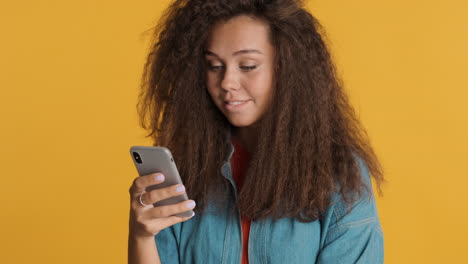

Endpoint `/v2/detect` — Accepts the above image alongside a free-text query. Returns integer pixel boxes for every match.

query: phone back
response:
[129,146,192,217]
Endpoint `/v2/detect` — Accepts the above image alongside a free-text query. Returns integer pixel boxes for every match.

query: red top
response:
[231,137,252,264]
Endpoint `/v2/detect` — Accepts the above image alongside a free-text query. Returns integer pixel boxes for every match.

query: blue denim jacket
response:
[155,141,384,263]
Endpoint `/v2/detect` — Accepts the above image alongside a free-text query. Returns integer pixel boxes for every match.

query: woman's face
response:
[205,15,275,128]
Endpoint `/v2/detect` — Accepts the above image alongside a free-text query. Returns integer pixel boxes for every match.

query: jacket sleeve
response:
[154,224,181,264]
[316,159,384,264]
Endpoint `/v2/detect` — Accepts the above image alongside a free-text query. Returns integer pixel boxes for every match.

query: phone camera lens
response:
[133,152,142,164]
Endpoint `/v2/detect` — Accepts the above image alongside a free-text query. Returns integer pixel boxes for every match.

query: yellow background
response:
[1,0,467,263]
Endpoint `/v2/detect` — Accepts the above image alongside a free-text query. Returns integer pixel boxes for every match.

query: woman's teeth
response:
[227,101,246,105]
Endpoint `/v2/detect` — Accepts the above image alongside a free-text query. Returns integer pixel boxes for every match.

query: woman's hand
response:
[128,173,196,239]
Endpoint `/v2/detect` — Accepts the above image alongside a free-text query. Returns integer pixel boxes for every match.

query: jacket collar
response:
[221,129,236,190]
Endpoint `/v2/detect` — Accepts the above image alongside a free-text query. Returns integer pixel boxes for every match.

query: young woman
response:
[128,0,384,263]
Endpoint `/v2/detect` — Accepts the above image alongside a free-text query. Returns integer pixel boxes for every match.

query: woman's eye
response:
[207,64,257,72]
[208,65,223,71]
[241,65,257,71]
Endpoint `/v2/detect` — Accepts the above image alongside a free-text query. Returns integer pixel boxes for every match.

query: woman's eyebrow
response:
[204,49,263,57]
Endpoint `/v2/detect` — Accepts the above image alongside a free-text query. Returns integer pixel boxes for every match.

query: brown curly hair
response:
[137,0,384,222]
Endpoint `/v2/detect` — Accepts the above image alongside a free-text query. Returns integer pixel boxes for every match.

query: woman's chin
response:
[227,116,263,129]
[227,118,255,128]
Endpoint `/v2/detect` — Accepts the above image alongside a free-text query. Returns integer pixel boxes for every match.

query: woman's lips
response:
[224,100,251,111]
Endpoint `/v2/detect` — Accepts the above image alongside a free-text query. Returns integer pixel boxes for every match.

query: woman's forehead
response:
[205,16,273,57]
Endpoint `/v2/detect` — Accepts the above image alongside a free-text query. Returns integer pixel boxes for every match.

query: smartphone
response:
[129,146,193,218]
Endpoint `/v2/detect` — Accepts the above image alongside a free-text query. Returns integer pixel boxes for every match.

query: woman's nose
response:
[220,67,240,91]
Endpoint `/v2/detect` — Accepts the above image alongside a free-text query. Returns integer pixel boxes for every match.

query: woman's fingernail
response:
[175,185,185,193]
[185,200,196,209]
[154,174,164,181]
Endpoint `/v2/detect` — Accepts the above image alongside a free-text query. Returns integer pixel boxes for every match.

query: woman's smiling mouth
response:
[224,100,252,111]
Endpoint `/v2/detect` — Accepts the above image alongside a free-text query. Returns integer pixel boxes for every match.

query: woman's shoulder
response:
[329,157,379,220]
[320,157,383,240]
[315,157,384,262]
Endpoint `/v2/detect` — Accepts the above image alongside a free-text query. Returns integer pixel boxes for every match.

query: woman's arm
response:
[128,236,160,264]
[316,215,384,263]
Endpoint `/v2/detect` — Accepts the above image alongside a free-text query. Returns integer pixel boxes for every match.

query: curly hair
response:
[137,0,384,222]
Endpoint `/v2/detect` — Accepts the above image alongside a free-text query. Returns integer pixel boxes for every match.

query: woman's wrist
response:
[129,232,156,243]
[128,232,160,264]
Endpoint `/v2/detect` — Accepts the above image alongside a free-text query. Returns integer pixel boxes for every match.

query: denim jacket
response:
[155,141,384,263]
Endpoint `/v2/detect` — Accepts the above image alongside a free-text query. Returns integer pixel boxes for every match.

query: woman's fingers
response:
[129,173,165,195]
[139,184,187,207]
[146,200,196,218]
[128,174,196,237]
[135,213,195,236]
